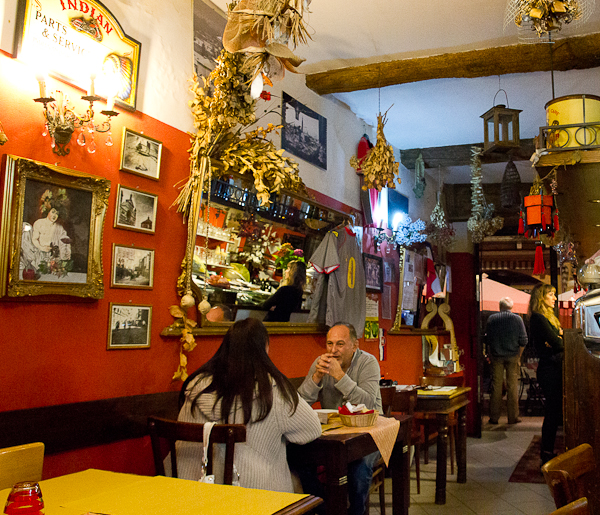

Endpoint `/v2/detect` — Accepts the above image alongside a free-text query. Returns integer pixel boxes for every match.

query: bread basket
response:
[339,410,379,428]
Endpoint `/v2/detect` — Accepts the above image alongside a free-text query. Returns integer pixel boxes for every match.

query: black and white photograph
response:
[108,303,152,349]
[281,92,327,170]
[120,128,162,180]
[114,185,157,234]
[363,253,383,293]
[193,0,227,77]
[111,244,155,289]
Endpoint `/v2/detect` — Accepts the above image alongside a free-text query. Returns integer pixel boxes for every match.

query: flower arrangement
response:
[274,243,305,270]
[393,217,427,248]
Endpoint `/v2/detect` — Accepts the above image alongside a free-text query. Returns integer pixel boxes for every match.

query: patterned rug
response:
[509,435,565,484]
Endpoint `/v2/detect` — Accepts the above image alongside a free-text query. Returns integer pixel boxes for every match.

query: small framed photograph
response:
[108,303,152,349]
[111,244,154,289]
[363,253,383,293]
[0,156,110,298]
[120,128,163,181]
[114,185,157,234]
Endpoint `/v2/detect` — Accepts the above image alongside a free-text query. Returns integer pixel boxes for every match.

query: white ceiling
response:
[212,0,600,183]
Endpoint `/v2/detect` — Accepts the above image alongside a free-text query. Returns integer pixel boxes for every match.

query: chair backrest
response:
[148,416,246,485]
[0,442,45,491]
[420,375,465,387]
[380,386,418,417]
[550,497,590,515]
[380,386,397,417]
[542,444,596,509]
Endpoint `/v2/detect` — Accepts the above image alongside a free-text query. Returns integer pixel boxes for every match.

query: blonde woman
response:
[261,260,306,322]
[528,283,564,466]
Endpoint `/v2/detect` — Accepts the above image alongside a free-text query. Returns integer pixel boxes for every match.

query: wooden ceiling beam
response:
[400,139,536,169]
[306,33,600,95]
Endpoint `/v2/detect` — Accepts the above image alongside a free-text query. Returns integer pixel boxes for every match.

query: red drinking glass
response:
[3,482,45,515]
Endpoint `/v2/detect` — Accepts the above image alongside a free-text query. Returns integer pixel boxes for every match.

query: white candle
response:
[35,75,46,98]
[88,73,96,96]
[106,95,115,111]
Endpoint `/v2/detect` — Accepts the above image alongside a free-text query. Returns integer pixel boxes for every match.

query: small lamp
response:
[481,103,522,153]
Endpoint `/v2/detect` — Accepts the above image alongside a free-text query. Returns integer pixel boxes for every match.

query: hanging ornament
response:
[349,108,400,191]
[413,153,426,198]
[500,157,522,209]
[353,134,373,175]
[467,147,504,243]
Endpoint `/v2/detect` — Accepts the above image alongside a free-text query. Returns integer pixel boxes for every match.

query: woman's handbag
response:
[199,422,240,486]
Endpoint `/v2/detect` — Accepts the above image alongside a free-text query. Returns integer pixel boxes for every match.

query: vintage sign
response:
[15,0,141,110]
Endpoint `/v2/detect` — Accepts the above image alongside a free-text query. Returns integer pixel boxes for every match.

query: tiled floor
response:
[368,417,558,515]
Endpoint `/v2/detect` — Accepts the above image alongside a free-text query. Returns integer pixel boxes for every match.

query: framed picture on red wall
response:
[114,185,157,234]
[111,244,155,289]
[120,128,163,181]
[107,303,152,349]
[0,155,110,299]
[363,253,383,293]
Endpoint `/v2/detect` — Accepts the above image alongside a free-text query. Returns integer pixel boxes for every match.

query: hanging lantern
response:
[519,191,559,241]
[500,157,522,208]
[481,104,522,153]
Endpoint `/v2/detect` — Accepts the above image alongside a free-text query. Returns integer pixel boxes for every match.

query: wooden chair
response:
[148,416,246,485]
[388,387,423,494]
[0,442,45,491]
[367,386,396,515]
[549,497,590,515]
[415,375,465,474]
[542,443,596,509]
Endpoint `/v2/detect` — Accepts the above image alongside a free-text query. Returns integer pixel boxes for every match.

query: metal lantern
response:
[480,104,522,153]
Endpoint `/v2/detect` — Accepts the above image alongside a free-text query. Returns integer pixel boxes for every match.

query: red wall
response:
[0,53,425,478]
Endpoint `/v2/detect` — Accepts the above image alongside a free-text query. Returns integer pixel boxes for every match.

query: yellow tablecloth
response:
[323,415,400,466]
[0,469,312,515]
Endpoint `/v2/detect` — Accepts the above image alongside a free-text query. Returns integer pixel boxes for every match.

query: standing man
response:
[485,297,528,425]
[297,322,382,515]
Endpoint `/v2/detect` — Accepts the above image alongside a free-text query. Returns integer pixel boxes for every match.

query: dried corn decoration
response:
[467,147,503,243]
[350,110,400,191]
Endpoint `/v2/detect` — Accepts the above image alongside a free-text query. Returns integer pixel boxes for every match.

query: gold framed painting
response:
[0,155,110,298]
[114,184,157,234]
[107,303,152,349]
[119,128,163,181]
[111,243,155,289]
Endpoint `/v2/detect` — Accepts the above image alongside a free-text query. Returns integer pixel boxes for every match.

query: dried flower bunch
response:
[350,110,400,191]
[223,0,312,83]
[467,147,503,243]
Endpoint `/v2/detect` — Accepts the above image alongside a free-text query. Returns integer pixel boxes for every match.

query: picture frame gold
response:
[114,184,157,234]
[0,155,110,298]
[120,128,162,181]
[111,243,154,289]
[107,303,152,349]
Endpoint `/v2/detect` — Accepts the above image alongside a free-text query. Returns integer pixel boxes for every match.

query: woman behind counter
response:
[261,260,306,322]
[177,318,321,492]
[528,283,564,466]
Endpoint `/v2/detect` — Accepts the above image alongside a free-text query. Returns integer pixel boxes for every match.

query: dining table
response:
[416,386,471,505]
[287,413,412,515]
[0,468,323,515]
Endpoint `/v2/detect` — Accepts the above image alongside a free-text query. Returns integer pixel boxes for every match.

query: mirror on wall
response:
[190,175,353,329]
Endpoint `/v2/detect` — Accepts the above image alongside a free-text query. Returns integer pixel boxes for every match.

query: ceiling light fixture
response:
[504,0,596,41]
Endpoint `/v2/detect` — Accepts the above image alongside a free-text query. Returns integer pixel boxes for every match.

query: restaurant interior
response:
[2,0,600,513]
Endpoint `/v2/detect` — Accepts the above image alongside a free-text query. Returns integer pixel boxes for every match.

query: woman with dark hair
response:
[528,283,564,466]
[176,318,321,491]
[261,260,307,322]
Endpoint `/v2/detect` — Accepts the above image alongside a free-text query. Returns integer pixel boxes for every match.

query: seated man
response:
[297,322,382,515]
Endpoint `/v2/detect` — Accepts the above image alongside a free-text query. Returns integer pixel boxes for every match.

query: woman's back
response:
[176,374,321,492]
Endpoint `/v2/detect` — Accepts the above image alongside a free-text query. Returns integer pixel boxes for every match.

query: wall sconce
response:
[34,75,118,156]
